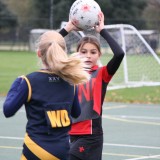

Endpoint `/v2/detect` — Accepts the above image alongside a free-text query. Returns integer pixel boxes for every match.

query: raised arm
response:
[59,13,124,76]
[100,29,124,75]
[95,12,124,75]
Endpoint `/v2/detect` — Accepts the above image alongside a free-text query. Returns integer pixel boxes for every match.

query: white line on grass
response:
[0,136,159,150]
[103,105,127,110]
[102,152,143,158]
[103,114,160,120]
[0,145,22,150]
[103,143,160,150]
[102,115,160,125]
[124,154,160,160]
[0,136,23,140]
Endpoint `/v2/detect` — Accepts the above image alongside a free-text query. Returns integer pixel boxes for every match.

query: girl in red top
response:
[60,12,125,160]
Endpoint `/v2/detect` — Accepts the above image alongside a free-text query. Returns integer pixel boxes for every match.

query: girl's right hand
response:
[64,20,80,32]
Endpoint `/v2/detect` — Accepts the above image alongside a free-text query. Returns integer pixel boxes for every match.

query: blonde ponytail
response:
[37,31,90,85]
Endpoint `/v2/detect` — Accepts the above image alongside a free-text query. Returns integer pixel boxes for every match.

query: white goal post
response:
[29,23,160,90]
[103,24,160,89]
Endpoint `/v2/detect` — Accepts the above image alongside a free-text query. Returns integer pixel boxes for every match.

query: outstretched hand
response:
[94,12,105,33]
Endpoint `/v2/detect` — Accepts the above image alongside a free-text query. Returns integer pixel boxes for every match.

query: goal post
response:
[61,23,160,89]
[29,23,160,90]
[103,24,160,89]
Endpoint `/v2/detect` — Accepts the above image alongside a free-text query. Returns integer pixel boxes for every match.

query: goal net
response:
[61,23,160,90]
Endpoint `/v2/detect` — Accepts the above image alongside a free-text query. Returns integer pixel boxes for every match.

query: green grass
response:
[0,51,37,95]
[106,86,160,104]
[0,51,160,104]
[100,54,160,83]
[100,53,160,104]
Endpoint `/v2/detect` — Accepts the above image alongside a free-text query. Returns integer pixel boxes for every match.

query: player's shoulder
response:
[26,71,45,78]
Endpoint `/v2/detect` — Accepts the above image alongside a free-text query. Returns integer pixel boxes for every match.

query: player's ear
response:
[37,50,41,57]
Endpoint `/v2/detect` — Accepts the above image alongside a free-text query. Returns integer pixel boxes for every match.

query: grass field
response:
[0,50,160,104]
[0,51,37,95]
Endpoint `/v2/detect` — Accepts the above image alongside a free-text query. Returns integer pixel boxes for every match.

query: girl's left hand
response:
[94,12,105,33]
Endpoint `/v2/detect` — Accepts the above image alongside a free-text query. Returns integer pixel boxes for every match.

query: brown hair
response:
[77,35,101,54]
[36,31,90,85]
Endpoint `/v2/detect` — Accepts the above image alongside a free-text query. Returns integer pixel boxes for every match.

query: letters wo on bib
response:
[45,102,71,129]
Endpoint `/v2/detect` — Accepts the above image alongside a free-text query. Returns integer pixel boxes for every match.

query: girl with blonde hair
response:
[37,30,89,84]
[3,31,90,160]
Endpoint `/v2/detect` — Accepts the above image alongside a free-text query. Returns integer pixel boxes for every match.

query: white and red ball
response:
[69,0,101,30]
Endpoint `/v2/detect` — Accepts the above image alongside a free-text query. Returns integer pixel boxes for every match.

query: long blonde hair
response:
[36,31,90,85]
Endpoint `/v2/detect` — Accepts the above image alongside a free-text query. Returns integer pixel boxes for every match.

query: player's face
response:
[79,43,100,67]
